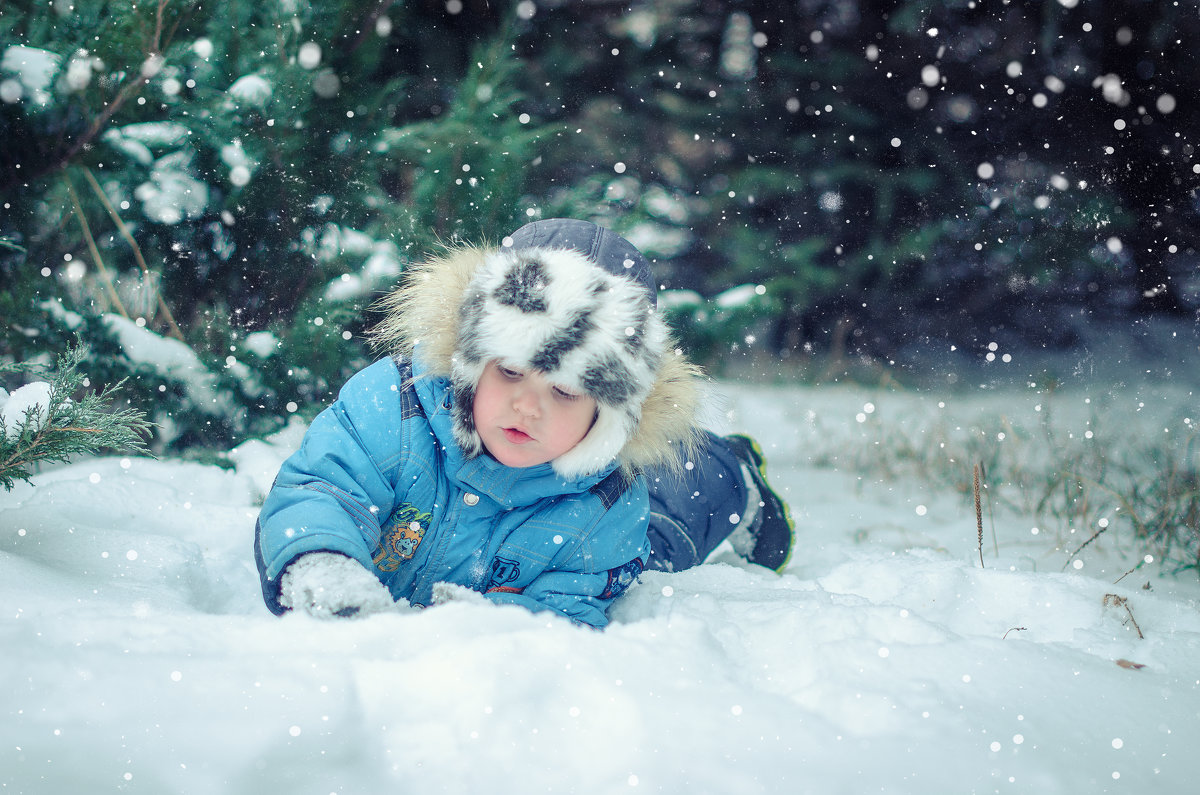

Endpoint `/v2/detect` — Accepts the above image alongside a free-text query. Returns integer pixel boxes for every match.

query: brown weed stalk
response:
[974,463,984,568]
[1103,594,1144,639]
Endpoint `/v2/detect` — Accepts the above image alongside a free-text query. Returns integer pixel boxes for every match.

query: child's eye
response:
[497,365,523,380]
[553,386,581,401]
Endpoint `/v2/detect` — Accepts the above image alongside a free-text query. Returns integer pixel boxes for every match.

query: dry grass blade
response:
[81,167,185,341]
[63,174,131,321]
[974,463,984,568]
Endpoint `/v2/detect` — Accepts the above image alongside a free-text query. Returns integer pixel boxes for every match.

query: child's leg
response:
[644,430,745,571]
[645,431,795,573]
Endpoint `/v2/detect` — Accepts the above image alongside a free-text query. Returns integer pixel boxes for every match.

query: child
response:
[253,219,794,627]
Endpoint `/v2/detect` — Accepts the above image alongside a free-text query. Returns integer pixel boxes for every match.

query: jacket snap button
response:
[463,493,480,506]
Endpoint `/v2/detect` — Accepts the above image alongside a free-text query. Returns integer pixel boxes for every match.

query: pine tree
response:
[372,28,559,248]
[1,345,153,491]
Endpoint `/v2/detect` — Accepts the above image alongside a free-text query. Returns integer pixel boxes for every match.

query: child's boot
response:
[724,434,796,572]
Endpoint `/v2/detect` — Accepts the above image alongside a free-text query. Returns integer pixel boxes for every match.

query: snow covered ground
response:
[3,372,1199,794]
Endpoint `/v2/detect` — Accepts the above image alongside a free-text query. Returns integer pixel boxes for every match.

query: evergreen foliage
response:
[1,345,152,491]
[373,29,561,248]
[510,0,1193,369]
[1,0,553,453]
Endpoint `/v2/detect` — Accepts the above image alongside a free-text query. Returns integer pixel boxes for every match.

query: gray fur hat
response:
[371,219,702,480]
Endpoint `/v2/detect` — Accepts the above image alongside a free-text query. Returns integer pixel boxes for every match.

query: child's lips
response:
[503,427,533,444]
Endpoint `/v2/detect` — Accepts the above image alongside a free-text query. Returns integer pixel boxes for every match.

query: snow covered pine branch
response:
[0,345,153,491]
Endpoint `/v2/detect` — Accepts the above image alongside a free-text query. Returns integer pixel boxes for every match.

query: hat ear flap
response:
[550,404,635,480]
[449,358,486,459]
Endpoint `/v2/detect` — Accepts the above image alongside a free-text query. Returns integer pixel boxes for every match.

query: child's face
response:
[473,361,598,469]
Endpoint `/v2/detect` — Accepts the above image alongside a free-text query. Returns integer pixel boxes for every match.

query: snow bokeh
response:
[3,378,1198,794]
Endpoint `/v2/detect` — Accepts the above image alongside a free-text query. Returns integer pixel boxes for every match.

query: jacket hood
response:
[370,225,704,479]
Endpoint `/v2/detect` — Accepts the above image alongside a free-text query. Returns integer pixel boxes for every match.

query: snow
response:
[315,227,404,303]
[62,51,98,93]
[108,121,193,149]
[220,141,257,188]
[714,283,762,309]
[102,133,154,167]
[3,376,1199,794]
[0,45,60,108]
[1,382,54,439]
[658,288,704,310]
[133,151,209,224]
[227,74,272,108]
[101,314,229,415]
[104,122,194,167]
[241,330,281,359]
[622,221,691,257]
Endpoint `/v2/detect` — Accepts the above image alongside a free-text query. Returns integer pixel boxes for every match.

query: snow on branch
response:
[0,345,153,491]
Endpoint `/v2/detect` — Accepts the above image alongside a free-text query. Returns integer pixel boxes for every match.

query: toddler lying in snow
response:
[254,219,795,628]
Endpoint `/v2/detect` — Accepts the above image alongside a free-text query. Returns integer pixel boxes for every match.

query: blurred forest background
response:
[2,0,1198,456]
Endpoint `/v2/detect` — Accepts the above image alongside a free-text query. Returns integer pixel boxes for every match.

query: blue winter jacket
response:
[254,355,653,628]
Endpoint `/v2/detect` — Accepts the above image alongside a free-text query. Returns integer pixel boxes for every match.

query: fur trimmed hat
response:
[371,219,702,480]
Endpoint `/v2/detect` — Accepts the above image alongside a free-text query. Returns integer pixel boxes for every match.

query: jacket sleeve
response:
[483,479,653,629]
[255,360,409,612]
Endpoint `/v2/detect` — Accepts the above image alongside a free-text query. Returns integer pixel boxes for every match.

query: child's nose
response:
[513,387,541,417]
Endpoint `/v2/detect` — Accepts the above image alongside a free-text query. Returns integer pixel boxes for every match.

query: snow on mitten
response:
[279,552,396,618]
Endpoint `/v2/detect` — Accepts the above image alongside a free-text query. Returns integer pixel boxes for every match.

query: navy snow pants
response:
[643,430,746,572]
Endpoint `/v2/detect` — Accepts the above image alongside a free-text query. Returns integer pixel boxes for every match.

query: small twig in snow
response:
[1102,594,1144,640]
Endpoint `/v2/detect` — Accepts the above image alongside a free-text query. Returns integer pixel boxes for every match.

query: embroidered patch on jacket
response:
[373,503,432,572]
[600,558,644,600]
[489,557,522,589]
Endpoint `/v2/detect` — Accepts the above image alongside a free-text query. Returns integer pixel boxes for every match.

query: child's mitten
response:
[431,581,491,606]
[279,552,397,618]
